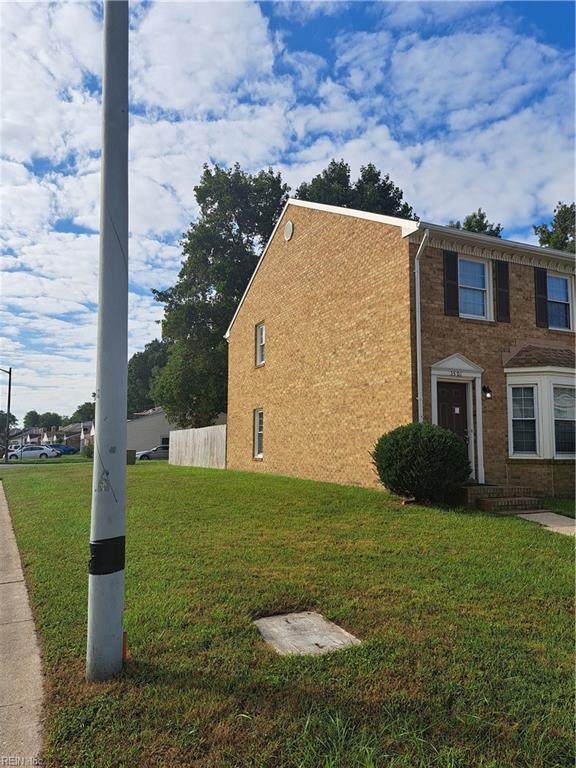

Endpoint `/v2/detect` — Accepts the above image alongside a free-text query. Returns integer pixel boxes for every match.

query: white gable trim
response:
[431,353,484,375]
[287,199,420,237]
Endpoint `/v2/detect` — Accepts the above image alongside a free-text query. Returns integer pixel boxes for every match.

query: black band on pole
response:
[89,536,125,575]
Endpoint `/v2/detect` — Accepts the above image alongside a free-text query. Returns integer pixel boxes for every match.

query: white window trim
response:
[458,256,493,321]
[552,380,575,458]
[505,369,575,459]
[507,383,540,458]
[255,322,265,366]
[546,270,575,332]
[253,408,263,459]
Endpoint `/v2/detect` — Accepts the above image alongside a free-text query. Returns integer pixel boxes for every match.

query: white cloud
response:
[130,2,275,116]
[0,2,102,163]
[273,1,348,23]
[389,29,572,134]
[378,1,497,30]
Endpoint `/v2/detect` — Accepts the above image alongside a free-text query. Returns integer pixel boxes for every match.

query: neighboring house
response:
[60,421,93,450]
[126,407,176,451]
[42,427,63,444]
[23,428,42,445]
[225,199,575,496]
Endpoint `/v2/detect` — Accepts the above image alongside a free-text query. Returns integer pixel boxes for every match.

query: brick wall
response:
[415,242,575,496]
[227,204,414,487]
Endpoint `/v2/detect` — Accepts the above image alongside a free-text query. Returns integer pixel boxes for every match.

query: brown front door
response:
[437,381,468,443]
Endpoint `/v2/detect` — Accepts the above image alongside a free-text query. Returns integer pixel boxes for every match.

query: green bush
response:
[372,422,470,503]
[81,443,94,459]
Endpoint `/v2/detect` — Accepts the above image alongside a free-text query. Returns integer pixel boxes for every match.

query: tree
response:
[296,160,417,219]
[449,208,503,237]
[127,339,169,417]
[69,402,95,423]
[0,411,17,436]
[38,412,62,429]
[534,202,575,253]
[23,410,40,428]
[153,163,289,427]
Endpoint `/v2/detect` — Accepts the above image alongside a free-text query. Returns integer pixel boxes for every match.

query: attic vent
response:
[284,220,294,241]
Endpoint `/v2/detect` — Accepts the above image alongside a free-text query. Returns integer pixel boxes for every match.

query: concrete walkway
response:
[0,482,43,762]
[517,511,576,537]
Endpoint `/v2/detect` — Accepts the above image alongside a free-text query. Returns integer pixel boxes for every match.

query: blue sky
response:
[1,1,574,421]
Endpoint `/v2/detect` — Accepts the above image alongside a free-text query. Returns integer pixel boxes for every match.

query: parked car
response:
[136,445,169,461]
[50,444,78,455]
[8,445,60,460]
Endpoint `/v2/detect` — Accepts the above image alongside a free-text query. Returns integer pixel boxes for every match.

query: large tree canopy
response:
[0,411,17,437]
[534,202,575,253]
[153,160,417,427]
[39,412,62,429]
[127,339,169,417]
[296,159,417,219]
[449,208,503,238]
[23,410,40,428]
[153,164,289,427]
[68,402,95,423]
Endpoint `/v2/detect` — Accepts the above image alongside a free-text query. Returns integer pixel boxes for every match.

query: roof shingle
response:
[506,345,575,369]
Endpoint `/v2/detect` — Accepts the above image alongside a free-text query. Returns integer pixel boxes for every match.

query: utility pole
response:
[86,0,129,682]
[1,367,12,463]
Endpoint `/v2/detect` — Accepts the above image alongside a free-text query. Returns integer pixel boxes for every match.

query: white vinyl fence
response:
[169,424,226,469]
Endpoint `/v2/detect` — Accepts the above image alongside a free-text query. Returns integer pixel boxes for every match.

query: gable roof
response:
[505,345,575,370]
[224,198,575,340]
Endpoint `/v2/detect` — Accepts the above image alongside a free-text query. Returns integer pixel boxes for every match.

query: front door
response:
[437,381,468,444]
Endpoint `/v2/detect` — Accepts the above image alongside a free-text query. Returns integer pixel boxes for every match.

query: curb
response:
[0,481,44,762]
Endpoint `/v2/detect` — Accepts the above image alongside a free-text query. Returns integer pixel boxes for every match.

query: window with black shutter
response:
[495,261,510,322]
[534,267,548,328]
[443,251,459,316]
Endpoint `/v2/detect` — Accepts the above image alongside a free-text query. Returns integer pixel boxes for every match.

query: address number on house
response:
[449,369,463,377]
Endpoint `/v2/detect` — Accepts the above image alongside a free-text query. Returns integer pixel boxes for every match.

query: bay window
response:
[506,371,575,459]
[553,386,575,455]
[510,386,537,454]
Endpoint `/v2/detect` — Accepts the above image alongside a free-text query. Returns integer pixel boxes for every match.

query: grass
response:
[544,497,576,519]
[0,462,573,768]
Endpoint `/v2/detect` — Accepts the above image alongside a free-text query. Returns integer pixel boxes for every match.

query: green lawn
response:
[544,497,576,519]
[1,463,573,768]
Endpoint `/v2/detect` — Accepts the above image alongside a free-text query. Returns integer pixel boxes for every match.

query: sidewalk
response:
[0,481,43,762]
[517,511,576,537]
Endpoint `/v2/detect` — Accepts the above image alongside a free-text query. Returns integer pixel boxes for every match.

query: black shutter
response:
[443,251,459,316]
[495,261,510,322]
[534,267,548,328]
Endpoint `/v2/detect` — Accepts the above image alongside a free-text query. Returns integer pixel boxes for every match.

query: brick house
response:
[225,200,575,496]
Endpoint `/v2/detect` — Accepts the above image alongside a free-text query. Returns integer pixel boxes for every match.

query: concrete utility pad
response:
[517,512,576,537]
[254,611,361,655]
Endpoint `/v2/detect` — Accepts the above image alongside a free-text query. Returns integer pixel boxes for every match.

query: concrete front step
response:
[478,496,542,512]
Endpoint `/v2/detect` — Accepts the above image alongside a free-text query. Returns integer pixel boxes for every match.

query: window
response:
[510,386,537,454]
[459,258,488,319]
[553,386,575,455]
[253,409,263,458]
[547,274,571,330]
[255,322,265,365]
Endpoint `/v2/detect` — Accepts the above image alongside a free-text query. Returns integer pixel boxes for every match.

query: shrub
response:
[372,422,470,503]
[81,443,94,458]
